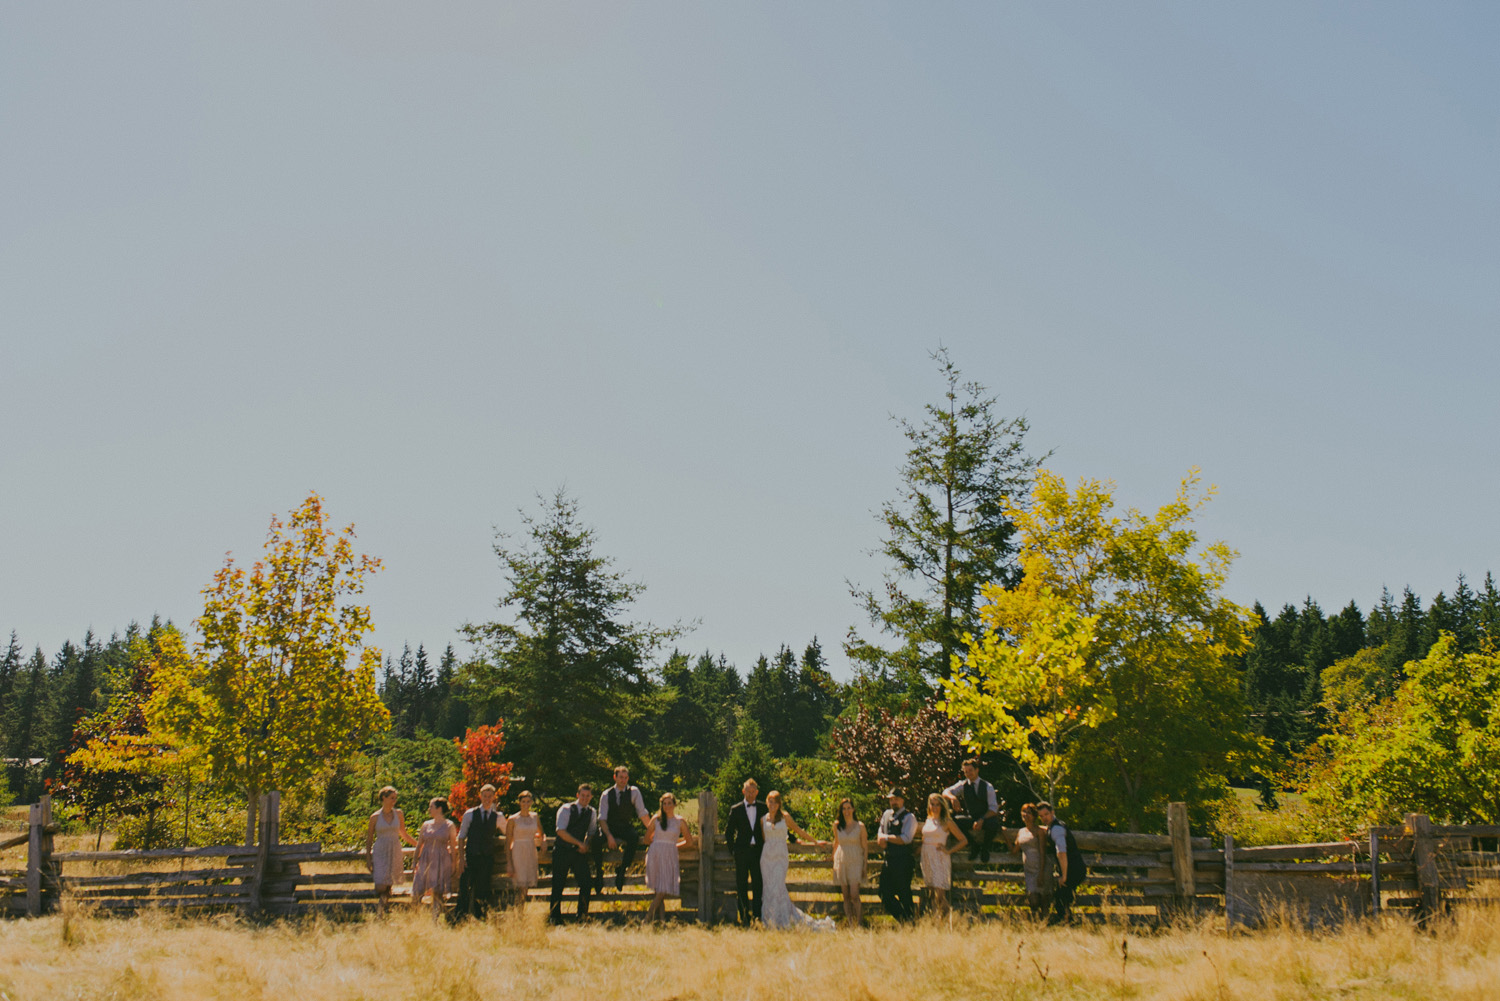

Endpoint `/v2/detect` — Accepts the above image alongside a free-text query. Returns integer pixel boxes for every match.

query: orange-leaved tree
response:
[147,492,390,844]
[449,719,512,814]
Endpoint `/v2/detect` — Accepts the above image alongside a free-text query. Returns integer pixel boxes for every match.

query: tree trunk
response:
[245,789,259,846]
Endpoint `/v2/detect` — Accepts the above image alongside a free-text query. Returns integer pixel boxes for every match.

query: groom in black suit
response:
[725,778,767,926]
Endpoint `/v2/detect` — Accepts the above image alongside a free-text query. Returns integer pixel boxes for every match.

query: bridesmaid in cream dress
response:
[506,791,545,906]
[364,786,418,914]
[919,793,967,919]
[830,798,867,924]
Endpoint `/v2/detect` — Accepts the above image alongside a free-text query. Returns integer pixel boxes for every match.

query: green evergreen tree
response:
[712,715,784,824]
[460,490,681,795]
[1480,573,1500,645]
[847,348,1044,695]
[4,648,48,761]
[434,644,468,739]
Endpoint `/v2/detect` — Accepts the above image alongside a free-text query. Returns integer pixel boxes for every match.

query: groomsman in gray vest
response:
[876,788,917,922]
[550,784,598,924]
[592,765,650,892]
[943,758,1002,863]
[454,783,502,921]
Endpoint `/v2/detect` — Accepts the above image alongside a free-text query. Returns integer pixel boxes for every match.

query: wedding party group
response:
[363,759,1087,928]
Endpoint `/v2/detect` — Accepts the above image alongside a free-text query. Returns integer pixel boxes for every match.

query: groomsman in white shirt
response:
[943,758,1003,863]
[550,784,598,924]
[593,765,650,893]
[454,783,502,920]
[876,788,917,922]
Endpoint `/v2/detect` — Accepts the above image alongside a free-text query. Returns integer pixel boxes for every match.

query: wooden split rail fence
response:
[4,792,1498,927]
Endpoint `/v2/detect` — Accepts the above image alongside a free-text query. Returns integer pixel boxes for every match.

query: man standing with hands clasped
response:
[593,765,650,893]
[725,778,767,925]
[876,788,917,922]
[454,783,502,921]
[550,783,598,924]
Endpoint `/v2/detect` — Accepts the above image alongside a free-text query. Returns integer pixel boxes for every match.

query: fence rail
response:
[3,792,1496,926]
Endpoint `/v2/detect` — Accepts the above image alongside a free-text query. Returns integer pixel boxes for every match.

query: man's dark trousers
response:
[879,847,915,921]
[734,846,764,925]
[955,814,1002,858]
[549,844,592,923]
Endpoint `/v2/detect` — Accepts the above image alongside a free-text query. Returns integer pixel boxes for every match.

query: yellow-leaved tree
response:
[146,493,389,843]
[945,469,1266,832]
[942,587,1101,804]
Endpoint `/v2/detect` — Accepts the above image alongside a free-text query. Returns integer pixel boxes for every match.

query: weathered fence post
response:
[697,789,718,925]
[1167,802,1196,914]
[248,792,274,916]
[1223,833,1236,930]
[1407,813,1439,925]
[25,796,51,917]
[1368,829,1381,918]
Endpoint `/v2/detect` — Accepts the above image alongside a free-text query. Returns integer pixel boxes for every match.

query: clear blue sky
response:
[3,3,1497,676]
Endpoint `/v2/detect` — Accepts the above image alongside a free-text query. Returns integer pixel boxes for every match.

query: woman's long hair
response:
[926,792,948,821]
[766,790,784,825]
[835,797,857,832]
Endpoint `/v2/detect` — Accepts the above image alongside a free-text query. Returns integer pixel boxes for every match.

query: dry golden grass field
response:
[2,906,1498,1001]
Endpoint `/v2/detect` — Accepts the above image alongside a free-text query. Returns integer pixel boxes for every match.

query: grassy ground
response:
[1,905,1497,1001]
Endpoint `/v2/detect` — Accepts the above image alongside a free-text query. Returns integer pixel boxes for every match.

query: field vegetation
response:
[2,906,1498,1001]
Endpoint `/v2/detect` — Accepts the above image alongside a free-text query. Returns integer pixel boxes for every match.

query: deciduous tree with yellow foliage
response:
[945,469,1266,832]
[146,493,389,843]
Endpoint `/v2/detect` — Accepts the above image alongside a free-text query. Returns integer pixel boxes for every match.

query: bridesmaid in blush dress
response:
[410,797,457,919]
[644,793,695,923]
[506,791,544,907]
[365,786,418,914]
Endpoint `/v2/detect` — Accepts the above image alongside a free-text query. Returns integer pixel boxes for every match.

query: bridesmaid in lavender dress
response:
[410,797,457,919]
[644,793,695,923]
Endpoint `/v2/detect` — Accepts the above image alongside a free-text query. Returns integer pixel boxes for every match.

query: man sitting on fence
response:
[592,765,650,893]
[550,783,598,924]
[942,758,1002,863]
[454,783,502,921]
[876,788,917,923]
[1036,801,1086,925]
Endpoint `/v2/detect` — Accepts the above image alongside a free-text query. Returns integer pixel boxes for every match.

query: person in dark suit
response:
[724,778,767,926]
[453,783,502,921]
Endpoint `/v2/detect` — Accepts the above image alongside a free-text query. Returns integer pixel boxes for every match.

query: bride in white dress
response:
[759,791,835,931]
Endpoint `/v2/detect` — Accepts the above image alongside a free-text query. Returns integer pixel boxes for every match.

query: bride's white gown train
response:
[759,817,835,931]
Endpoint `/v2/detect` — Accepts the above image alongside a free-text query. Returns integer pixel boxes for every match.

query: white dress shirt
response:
[878,808,917,843]
[598,784,650,823]
[458,805,499,839]
[555,801,598,841]
[943,777,999,815]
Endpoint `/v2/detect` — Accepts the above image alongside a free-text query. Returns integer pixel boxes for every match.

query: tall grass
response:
[1,905,1498,1000]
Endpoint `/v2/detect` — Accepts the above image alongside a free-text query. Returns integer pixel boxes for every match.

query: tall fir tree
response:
[847,348,1044,696]
[460,490,681,794]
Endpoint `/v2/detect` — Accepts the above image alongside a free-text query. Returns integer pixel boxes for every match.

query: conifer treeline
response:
[4,574,1496,805]
[1239,572,1500,801]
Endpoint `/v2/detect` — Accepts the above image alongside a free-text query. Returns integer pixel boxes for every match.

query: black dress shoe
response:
[979,849,991,863]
